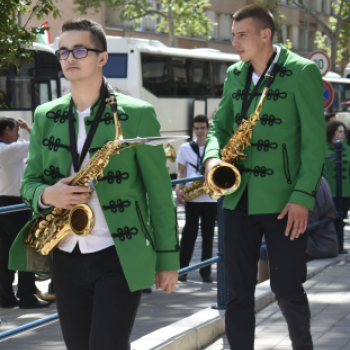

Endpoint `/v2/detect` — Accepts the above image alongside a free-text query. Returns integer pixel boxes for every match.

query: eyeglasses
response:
[55,48,104,60]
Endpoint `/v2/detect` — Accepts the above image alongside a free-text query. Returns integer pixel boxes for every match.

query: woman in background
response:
[324,120,350,253]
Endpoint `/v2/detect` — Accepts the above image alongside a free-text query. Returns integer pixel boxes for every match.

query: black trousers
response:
[224,193,312,350]
[53,246,142,350]
[0,196,36,305]
[179,201,217,277]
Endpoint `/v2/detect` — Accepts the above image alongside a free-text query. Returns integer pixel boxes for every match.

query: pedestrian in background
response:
[0,117,49,309]
[306,177,339,261]
[324,120,350,253]
[176,115,217,283]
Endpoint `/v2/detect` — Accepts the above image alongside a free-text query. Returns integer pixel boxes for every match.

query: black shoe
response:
[202,276,213,283]
[0,299,19,308]
[178,274,187,282]
[19,300,51,309]
[142,288,152,294]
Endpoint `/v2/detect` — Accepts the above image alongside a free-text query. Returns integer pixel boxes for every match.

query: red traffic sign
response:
[323,80,334,110]
[308,50,331,77]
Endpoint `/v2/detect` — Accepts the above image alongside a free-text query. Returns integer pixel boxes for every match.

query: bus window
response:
[213,61,232,97]
[35,51,60,77]
[50,79,59,100]
[171,57,189,96]
[189,59,212,96]
[142,55,170,96]
[34,82,50,108]
[0,76,32,110]
[103,54,128,78]
[333,82,350,112]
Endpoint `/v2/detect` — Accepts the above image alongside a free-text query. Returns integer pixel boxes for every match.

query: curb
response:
[131,253,350,350]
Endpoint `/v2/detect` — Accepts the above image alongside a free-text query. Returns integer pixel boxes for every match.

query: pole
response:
[304,0,310,53]
[334,140,345,253]
[212,197,227,310]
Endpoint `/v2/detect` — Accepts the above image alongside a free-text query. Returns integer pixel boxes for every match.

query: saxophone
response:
[24,93,125,255]
[182,45,281,201]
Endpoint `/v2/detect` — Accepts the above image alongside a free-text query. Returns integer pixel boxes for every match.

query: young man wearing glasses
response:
[9,19,179,350]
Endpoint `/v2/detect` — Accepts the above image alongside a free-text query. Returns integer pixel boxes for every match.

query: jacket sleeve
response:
[134,104,180,272]
[20,106,51,214]
[288,62,326,211]
[203,67,235,164]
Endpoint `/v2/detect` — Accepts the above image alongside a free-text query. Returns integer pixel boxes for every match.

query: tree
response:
[73,0,216,47]
[260,0,283,43]
[0,0,61,73]
[293,0,350,70]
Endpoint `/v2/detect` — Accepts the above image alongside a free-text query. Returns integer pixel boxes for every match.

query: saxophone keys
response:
[35,229,43,239]
[38,220,48,229]
[46,214,54,222]
[81,176,90,185]
[55,208,64,215]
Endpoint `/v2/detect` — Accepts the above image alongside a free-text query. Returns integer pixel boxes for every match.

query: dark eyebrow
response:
[59,44,86,50]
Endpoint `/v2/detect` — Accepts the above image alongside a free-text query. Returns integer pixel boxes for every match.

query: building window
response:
[218,14,232,41]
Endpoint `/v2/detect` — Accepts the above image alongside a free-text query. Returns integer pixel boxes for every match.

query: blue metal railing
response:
[0,146,345,339]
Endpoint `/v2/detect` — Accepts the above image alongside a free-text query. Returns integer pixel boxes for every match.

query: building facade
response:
[22,0,334,60]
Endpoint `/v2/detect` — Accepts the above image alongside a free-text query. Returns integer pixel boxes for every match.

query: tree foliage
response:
[293,0,350,70]
[73,0,216,47]
[258,0,283,43]
[0,0,61,73]
[314,2,350,66]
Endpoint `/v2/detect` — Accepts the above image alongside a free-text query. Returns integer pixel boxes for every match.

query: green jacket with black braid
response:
[203,44,326,214]
[9,92,179,292]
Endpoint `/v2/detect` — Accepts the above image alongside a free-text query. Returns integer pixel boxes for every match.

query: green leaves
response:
[312,0,350,68]
[0,0,61,73]
[73,0,216,47]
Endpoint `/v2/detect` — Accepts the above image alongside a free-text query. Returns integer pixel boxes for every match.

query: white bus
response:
[56,36,350,175]
[0,43,61,140]
[55,36,240,176]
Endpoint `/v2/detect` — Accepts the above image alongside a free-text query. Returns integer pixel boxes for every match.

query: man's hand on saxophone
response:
[41,175,91,210]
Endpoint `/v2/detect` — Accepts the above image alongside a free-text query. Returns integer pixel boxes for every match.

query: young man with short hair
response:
[9,19,179,349]
[176,115,217,283]
[204,5,325,349]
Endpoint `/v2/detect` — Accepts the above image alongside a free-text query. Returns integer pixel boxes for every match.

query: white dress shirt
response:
[176,140,216,203]
[39,107,115,253]
[0,140,29,196]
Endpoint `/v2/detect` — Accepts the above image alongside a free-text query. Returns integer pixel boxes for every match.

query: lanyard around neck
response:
[68,78,108,173]
[240,51,277,120]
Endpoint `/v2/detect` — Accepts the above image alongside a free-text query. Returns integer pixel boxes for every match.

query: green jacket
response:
[204,44,326,214]
[9,92,179,292]
[324,141,350,198]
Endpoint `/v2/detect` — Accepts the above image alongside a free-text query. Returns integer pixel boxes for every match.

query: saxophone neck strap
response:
[68,76,113,172]
[241,45,281,119]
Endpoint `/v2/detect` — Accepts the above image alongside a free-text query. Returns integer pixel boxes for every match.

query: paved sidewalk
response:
[1,205,350,350]
[0,204,220,349]
[203,229,350,350]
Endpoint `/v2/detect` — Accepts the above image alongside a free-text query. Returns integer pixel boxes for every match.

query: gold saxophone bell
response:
[164,143,176,162]
[206,163,241,197]
[181,85,271,201]
[69,204,95,237]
